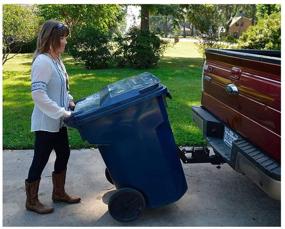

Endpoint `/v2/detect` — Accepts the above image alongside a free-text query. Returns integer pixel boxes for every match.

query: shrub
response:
[68,26,113,69]
[118,27,168,69]
[10,37,37,53]
[221,34,238,43]
[196,35,237,57]
[238,12,281,50]
[68,26,168,69]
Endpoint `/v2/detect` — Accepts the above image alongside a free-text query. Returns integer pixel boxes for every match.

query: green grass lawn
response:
[3,41,205,149]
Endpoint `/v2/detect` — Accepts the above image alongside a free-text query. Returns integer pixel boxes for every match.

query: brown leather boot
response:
[25,179,54,214]
[52,170,81,204]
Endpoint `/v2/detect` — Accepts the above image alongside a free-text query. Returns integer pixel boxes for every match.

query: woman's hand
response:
[69,100,76,111]
[63,110,72,118]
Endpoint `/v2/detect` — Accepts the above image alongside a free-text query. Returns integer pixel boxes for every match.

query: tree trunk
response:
[183,18,186,38]
[191,24,194,36]
[141,5,149,32]
[251,5,257,25]
[164,16,168,37]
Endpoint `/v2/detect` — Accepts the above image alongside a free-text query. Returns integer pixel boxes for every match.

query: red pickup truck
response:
[192,49,280,200]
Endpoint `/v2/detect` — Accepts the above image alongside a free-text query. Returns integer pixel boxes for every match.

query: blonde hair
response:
[32,19,69,63]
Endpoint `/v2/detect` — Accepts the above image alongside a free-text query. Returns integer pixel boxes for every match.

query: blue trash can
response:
[65,72,187,222]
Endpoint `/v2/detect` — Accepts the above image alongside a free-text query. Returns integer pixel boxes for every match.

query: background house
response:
[228,15,252,38]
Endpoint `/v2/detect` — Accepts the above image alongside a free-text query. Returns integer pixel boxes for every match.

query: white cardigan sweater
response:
[31,54,73,132]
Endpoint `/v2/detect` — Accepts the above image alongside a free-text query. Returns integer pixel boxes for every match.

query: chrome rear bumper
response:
[192,106,280,200]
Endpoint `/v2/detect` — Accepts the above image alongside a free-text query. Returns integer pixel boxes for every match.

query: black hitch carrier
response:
[178,146,225,165]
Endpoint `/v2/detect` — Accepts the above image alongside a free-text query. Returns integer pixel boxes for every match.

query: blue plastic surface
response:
[65,72,187,208]
[74,72,160,114]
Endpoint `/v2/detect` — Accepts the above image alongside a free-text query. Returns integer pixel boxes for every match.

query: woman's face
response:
[57,36,67,54]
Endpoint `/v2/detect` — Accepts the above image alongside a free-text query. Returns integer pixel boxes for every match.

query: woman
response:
[25,20,80,214]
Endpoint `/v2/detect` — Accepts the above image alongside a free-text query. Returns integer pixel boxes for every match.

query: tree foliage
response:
[149,5,186,37]
[256,4,281,19]
[38,4,126,34]
[152,5,185,29]
[179,4,280,53]
[217,5,257,29]
[3,5,42,64]
[238,12,281,50]
[140,5,185,33]
[184,4,257,36]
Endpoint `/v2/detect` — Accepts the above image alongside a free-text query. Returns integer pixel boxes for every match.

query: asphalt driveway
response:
[3,149,280,226]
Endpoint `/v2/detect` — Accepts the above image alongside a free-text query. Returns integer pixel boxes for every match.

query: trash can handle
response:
[139,83,159,94]
[64,111,82,126]
[166,91,172,99]
[63,112,73,125]
[74,97,86,104]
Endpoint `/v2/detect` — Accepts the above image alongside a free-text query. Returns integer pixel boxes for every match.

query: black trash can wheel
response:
[108,188,146,222]
[105,168,114,184]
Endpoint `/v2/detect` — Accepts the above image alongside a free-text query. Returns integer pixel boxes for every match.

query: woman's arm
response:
[32,90,70,119]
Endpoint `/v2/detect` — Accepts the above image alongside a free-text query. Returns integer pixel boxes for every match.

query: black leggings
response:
[27,127,70,182]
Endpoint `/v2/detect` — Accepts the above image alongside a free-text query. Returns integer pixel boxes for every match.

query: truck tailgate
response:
[202,49,280,162]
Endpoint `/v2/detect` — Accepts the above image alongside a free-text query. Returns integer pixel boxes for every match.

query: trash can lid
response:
[74,72,162,115]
